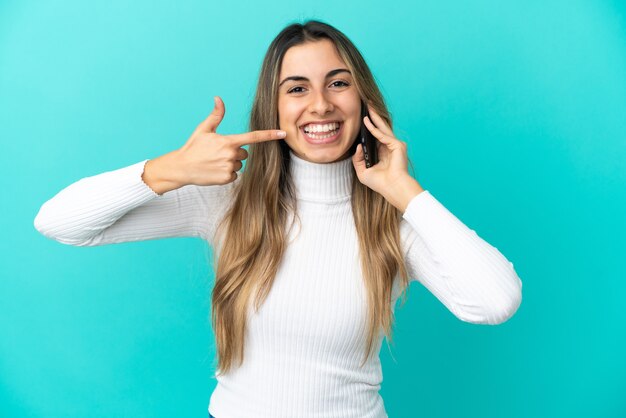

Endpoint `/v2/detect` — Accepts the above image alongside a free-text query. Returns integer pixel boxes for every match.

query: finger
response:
[366,102,394,137]
[353,140,363,160]
[236,147,249,161]
[195,96,226,134]
[352,140,367,171]
[363,115,393,145]
[229,129,287,146]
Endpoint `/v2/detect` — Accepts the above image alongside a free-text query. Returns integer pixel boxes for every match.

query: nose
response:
[307,90,334,115]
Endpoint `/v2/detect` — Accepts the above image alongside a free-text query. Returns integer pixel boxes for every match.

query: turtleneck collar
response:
[288,149,354,203]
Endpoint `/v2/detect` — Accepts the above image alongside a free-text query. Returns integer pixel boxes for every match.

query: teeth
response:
[303,122,340,133]
[305,131,338,139]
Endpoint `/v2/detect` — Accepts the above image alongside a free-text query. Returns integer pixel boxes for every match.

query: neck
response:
[288,149,354,203]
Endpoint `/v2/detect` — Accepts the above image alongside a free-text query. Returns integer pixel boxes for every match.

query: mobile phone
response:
[359,100,378,168]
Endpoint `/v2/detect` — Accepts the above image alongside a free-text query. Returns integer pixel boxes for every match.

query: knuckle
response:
[226,148,237,159]
[221,172,233,184]
[215,137,229,150]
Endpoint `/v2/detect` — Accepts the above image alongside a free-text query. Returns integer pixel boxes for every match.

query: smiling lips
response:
[300,122,343,144]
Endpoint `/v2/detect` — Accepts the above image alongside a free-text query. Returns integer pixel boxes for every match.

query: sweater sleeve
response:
[33,159,237,247]
[400,190,523,325]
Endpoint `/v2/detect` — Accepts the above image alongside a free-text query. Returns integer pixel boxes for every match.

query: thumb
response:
[352,142,367,174]
[196,96,226,134]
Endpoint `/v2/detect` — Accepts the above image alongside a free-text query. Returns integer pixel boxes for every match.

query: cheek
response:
[277,102,293,121]
[280,103,307,130]
[338,98,362,122]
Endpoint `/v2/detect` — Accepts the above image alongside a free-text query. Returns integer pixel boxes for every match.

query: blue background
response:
[1,0,625,417]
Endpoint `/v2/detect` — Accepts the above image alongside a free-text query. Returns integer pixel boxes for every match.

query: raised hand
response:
[176,96,286,186]
[351,102,424,212]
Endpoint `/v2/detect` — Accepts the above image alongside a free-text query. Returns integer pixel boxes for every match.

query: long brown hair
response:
[211,19,413,375]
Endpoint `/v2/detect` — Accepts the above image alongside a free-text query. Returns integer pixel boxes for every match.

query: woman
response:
[34,20,522,418]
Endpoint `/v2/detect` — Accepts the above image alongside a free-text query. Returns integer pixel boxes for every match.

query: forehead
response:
[279,39,347,78]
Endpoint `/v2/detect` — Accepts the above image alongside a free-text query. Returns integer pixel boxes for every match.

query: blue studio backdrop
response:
[1,1,625,417]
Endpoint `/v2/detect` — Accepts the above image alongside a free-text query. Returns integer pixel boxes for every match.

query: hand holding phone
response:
[359,99,379,168]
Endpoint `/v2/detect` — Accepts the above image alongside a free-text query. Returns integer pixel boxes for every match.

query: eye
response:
[287,86,305,94]
[331,80,350,88]
[286,80,351,94]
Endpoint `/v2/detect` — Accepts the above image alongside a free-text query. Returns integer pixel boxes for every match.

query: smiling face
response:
[277,39,362,163]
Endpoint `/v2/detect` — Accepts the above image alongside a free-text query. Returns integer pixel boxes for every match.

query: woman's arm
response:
[33,158,237,247]
[400,190,523,325]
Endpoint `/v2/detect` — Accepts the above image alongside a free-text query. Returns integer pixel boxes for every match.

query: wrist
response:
[383,175,425,213]
[142,151,185,195]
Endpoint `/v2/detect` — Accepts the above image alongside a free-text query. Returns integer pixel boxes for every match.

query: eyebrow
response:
[279,68,352,87]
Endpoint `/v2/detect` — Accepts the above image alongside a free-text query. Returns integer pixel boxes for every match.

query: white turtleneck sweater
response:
[33,150,522,418]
